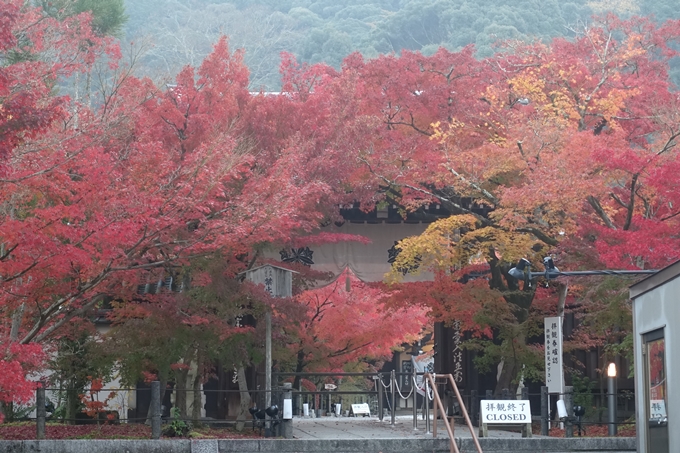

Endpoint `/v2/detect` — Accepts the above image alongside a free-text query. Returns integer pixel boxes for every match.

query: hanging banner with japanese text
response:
[544,316,564,394]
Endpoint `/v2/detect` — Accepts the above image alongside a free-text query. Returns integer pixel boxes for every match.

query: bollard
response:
[541,386,549,436]
[36,384,46,440]
[282,383,293,438]
[564,386,574,438]
[151,381,161,440]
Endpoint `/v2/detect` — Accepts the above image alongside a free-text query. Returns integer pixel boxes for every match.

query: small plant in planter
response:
[163,408,191,437]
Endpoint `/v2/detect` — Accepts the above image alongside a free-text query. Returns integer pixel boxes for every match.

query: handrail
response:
[424,373,483,453]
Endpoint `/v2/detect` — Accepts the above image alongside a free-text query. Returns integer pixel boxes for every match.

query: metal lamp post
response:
[607,362,617,436]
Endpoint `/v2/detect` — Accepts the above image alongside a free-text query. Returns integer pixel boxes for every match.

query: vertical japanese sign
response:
[451,320,464,385]
[544,316,564,394]
[263,266,274,295]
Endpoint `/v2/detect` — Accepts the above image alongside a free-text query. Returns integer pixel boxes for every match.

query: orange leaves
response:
[385,215,479,282]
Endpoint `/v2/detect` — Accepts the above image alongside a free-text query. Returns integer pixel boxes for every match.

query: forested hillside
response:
[124,0,679,90]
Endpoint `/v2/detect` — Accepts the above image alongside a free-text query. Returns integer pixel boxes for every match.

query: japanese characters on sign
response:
[452,320,464,385]
[264,266,274,295]
[650,400,667,419]
[544,316,564,394]
[480,400,532,424]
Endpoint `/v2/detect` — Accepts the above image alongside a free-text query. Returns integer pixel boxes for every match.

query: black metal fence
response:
[17,372,636,440]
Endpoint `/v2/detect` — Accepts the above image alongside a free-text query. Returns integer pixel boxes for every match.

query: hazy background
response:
[122,0,679,90]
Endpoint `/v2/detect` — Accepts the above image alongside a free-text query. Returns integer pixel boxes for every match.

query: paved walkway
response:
[293,414,531,440]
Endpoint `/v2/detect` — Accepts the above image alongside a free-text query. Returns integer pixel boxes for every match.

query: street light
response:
[507,258,658,281]
[608,362,617,436]
[508,258,531,280]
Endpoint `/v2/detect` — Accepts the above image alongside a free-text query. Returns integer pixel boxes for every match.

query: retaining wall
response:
[0,437,636,453]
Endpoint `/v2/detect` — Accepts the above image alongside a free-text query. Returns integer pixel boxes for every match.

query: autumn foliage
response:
[2,0,680,417]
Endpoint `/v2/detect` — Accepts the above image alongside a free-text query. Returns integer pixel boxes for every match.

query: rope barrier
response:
[393,376,414,400]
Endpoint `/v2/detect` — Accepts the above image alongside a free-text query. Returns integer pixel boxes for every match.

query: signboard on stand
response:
[350,403,371,417]
[544,316,564,394]
[479,400,532,438]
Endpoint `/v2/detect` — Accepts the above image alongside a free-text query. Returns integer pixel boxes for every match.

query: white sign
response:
[480,400,531,424]
[544,316,564,394]
[350,403,371,416]
[283,399,293,419]
[324,383,337,390]
[650,400,667,419]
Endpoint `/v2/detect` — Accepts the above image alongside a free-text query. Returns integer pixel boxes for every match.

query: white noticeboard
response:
[350,403,371,417]
[544,316,564,394]
[480,400,532,424]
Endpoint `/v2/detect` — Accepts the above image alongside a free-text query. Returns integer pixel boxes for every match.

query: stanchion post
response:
[378,374,384,421]
[412,369,418,430]
[424,378,431,434]
[390,370,396,425]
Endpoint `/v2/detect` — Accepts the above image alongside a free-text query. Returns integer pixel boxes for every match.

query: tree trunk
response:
[174,348,196,418]
[175,368,189,418]
[65,384,80,425]
[10,303,25,341]
[235,366,251,432]
[292,348,306,391]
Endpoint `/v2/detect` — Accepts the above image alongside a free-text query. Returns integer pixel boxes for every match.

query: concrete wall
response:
[633,275,680,453]
[0,437,636,453]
